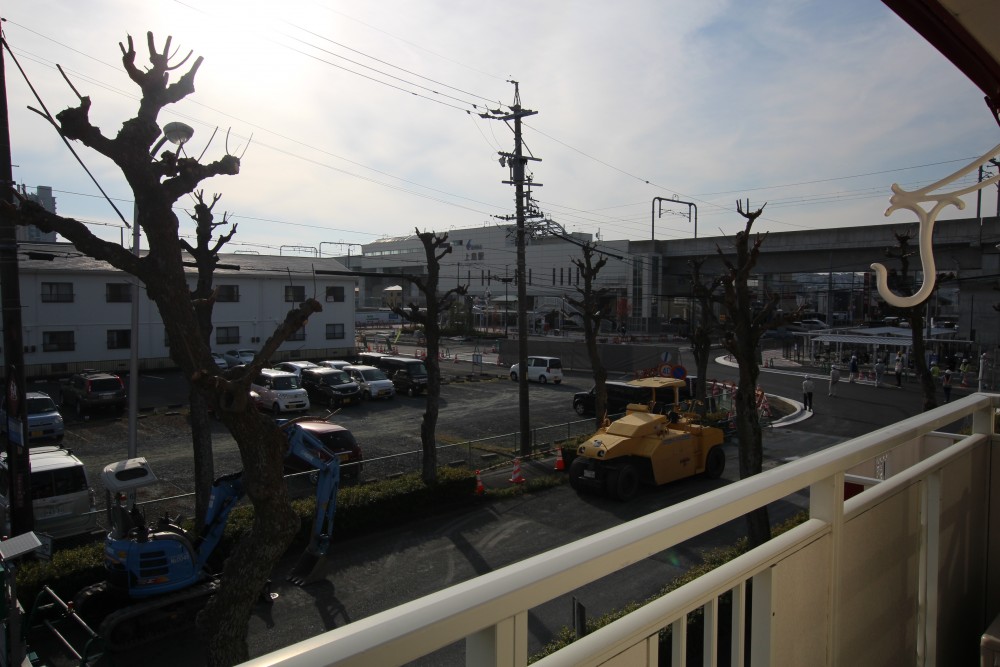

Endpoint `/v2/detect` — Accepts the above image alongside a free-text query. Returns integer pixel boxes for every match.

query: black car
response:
[573,381,652,417]
[300,367,361,408]
[573,379,693,417]
[61,370,127,417]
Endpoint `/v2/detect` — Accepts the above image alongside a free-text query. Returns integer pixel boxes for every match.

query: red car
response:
[282,418,363,486]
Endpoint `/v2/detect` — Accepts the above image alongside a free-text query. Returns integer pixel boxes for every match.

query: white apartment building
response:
[6,243,357,377]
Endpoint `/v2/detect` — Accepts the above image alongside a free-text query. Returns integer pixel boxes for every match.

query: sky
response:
[4,0,1000,257]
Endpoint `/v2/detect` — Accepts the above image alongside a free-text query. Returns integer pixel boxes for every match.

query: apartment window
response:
[216,285,240,302]
[105,282,132,303]
[552,268,556,286]
[42,331,74,352]
[216,326,239,345]
[326,323,345,340]
[41,282,74,303]
[325,285,345,303]
[285,285,305,302]
[107,329,131,350]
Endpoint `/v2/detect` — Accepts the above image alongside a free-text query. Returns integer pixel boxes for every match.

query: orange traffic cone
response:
[554,447,565,472]
[475,470,485,495]
[509,458,526,484]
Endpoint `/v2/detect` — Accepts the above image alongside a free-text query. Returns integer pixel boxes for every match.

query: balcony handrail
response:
[241,392,998,666]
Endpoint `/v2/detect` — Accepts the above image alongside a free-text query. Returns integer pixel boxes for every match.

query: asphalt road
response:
[26,346,968,665]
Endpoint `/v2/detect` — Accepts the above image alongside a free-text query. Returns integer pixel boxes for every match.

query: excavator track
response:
[75,579,220,652]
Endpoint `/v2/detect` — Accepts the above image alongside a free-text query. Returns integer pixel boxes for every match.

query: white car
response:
[223,349,256,368]
[318,360,352,371]
[250,368,310,413]
[343,365,395,400]
[210,352,228,369]
[272,360,320,378]
[510,356,563,384]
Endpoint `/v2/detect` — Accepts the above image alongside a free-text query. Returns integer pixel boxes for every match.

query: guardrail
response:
[240,392,1000,667]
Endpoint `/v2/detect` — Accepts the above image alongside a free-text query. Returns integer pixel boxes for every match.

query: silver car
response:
[343,365,395,400]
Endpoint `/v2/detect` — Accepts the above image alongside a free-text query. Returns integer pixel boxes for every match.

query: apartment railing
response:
[241,392,999,667]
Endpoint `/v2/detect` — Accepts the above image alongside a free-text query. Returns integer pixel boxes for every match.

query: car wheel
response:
[510,372,517,381]
[554,379,561,385]
[539,375,547,384]
[568,457,589,492]
[611,463,639,501]
[272,402,281,414]
[75,401,85,418]
[407,387,415,397]
[574,401,587,416]
[363,390,371,401]
[704,446,725,479]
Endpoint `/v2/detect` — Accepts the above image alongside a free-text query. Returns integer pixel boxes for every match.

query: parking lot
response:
[23,362,597,527]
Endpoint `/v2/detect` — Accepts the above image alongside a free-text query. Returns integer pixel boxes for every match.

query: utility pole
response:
[482,82,541,456]
[0,34,32,535]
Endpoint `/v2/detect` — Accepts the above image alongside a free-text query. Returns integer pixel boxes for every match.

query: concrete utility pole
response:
[481,82,541,456]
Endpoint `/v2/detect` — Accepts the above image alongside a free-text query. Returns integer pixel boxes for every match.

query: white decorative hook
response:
[872,143,1000,308]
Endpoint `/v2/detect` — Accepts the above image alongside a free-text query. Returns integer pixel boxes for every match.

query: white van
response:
[343,365,395,400]
[510,356,563,384]
[0,446,98,541]
[251,368,310,414]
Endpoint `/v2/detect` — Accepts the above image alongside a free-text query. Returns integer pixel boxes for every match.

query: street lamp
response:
[128,122,195,460]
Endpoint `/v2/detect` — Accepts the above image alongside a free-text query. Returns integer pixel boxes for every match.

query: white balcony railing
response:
[242,392,999,667]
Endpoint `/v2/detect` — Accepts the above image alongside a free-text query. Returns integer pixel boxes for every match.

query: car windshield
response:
[409,362,428,375]
[325,370,351,385]
[31,467,88,499]
[26,396,58,414]
[361,369,387,381]
[272,376,301,390]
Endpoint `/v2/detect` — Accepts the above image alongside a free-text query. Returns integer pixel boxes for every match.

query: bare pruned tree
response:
[688,257,724,411]
[10,33,318,665]
[182,191,238,527]
[390,229,467,485]
[715,200,776,548]
[565,242,611,427]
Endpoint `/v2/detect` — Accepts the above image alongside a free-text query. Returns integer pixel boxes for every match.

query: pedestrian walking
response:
[802,375,814,412]
[849,355,859,383]
[829,365,840,396]
[942,369,953,403]
[894,357,903,387]
[874,359,886,387]
[930,362,941,383]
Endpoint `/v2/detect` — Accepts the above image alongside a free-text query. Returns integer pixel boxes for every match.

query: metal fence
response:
[82,417,606,535]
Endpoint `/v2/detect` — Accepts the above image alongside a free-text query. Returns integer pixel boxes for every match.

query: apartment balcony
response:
[242,392,1000,666]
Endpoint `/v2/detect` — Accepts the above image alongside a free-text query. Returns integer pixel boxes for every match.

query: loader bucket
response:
[287,550,329,586]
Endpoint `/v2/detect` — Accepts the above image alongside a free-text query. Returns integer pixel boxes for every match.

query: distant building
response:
[18,185,58,243]
[4,243,357,377]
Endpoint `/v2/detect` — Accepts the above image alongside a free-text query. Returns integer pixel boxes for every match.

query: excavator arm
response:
[280,421,342,585]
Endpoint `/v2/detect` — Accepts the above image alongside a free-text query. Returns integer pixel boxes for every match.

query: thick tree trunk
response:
[189,387,215,528]
[733,343,771,548]
[584,325,608,428]
[907,311,937,411]
[197,412,299,666]
[421,323,441,485]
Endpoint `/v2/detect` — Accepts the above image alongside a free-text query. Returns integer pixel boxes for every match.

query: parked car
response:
[280,418,363,486]
[210,352,228,369]
[799,319,827,330]
[61,370,127,417]
[273,360,321,378]
[510,356,563,384]
[0,445,98,540]
[300,367,362,408]
[343,365,395,401]
[317,360,352,371]
[573,381,652,417]
[0,391,65,444]
[223,349,257,367]
[250,368,310,414]
[360,355,429,397]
